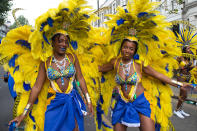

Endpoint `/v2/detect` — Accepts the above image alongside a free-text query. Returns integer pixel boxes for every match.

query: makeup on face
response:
[53,34,69,55]
[121,41,136,59]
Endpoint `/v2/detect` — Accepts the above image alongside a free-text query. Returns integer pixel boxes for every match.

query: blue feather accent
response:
[124,9,128,13]
[43,32,50,45]
[134,54,139,60]
[0,39,2,44]
[34,98,38,104]
[16,40,31,50]
[33,125,36,129]
[13,65,19,73]
[151,20,157,26]
[165,63,169,72]
[47,17,54,27]
[176,40,184,44]
[137,12,148,18]
[110,39,120,44]
[91,78,96,85]
[157,96,161,109]
[111,27,115,35]
[70,41,78,50]
[101,76,105,83]
[144,44,148,54]
[29,111,36,122]
[83,14,90,18]
[155,123,161,131]
[40,22,47,31]
[180,29,185,43]
[116,18,125,26]
[96,102,104,129]
[152,35,159,41]
[100,94,104,104]
[157,90,161,109]
[161,50,167,54]
[23,82,31,91]
[190,32,197,41]
[62,8,69,11]
[8,55,18,67]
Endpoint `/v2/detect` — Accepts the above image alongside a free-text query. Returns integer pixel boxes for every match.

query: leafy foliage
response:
[0,0,13,26]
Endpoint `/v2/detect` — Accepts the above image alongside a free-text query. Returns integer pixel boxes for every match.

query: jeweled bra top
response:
[115,60,138,86]
[114,58,141,101]
[47,55,76,81]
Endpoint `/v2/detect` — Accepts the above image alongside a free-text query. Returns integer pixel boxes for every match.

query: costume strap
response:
[115,58,120,72]
[50,80,73,94]
[69,53,75,64]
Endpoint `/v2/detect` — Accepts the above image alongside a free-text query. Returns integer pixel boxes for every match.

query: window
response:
[113,3,116,14]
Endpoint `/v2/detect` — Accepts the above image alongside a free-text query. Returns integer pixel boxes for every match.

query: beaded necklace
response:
[120,59,133,91]
[52,55,67,86]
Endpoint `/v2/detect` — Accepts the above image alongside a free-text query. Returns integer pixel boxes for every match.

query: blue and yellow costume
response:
[112,59,152,127]
[0,0,96,130]
[44,55,87,131]
[98,0,182,130]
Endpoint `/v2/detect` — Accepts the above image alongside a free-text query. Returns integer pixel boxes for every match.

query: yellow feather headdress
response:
[173,22,197,54]
[104,0,180,65]
[29,0,96,61]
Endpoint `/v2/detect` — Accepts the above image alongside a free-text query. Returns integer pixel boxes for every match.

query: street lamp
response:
[97,0,100,27]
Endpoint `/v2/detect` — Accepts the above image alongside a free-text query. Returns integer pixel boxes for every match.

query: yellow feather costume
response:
[0,0,97,130]
[0,25,49,130]
[95,0,182,130]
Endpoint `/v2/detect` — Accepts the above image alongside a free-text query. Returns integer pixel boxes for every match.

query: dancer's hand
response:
[181,83,194,91]
[9,114,26,127]
[87,103,94,117]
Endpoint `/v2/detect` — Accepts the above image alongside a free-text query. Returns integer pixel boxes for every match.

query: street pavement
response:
[0,68,196,131]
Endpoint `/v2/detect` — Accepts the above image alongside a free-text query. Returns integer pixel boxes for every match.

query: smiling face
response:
[121,40,137,60]
[186,46,191,53]
[52,34,69,55]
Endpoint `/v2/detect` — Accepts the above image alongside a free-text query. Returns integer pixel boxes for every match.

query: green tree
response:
[0,0,13,26]
[9,15,29,29]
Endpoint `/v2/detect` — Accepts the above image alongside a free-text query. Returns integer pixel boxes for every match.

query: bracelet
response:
[22,103,31,116]
[85,93,91,104]
[171,80,183,87]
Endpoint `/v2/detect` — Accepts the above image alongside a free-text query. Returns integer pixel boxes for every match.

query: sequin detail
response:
[47,57,75,80]
[115,72,138,85]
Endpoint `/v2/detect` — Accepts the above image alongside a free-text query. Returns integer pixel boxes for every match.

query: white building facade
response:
[93,0,197,29]
[182,0,197,27]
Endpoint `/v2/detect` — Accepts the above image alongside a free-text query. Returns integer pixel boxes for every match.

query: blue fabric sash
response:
[44,89,86,131]
[112,93,151,127]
